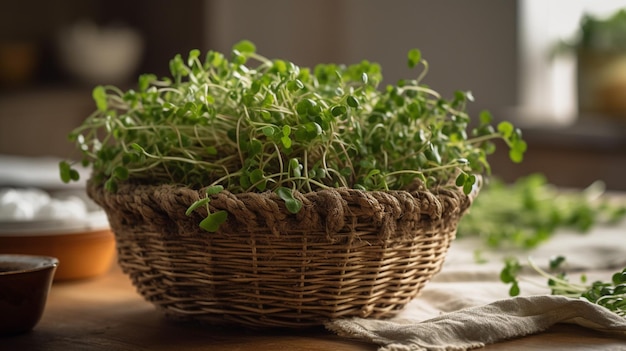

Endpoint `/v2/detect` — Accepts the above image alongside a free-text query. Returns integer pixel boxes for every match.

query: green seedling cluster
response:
[60,40,524,231]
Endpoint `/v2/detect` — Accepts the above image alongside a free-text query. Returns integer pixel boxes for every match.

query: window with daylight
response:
[518,0,626,125]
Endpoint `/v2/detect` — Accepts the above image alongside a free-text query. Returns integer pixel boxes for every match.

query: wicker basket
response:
[87,180,471,328]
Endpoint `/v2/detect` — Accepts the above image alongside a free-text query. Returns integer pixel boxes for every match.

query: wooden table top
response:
[1,263,624,351]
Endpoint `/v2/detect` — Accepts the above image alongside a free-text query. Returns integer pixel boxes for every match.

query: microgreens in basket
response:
[60,40,525,231]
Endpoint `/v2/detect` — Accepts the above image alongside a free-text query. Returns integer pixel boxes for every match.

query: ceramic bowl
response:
[0,211,116,281]
[0,254,58,335]
[56,21,144,85]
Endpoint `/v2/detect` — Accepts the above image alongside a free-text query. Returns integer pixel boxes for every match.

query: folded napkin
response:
[327,222,626,351]
[326,295,626,351]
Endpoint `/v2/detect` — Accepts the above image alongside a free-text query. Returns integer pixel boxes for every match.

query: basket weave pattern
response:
[88,181,471,328]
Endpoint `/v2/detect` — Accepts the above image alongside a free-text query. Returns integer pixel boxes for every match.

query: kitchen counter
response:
[2,241,625,350]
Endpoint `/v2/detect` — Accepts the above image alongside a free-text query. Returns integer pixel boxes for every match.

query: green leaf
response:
[281,135,292,149]
[130,143,145,152]
[407,49,422,68]
[185,197,210,215]
[69,169,80,181]
[285,198,302,214]
[479,110,493,125]
[296,99,312,115]
[262,126,275,137]
[205,185,224,196]
[59,161,73,183]
[463,175,476,195]
[497,121,514,138]
[331,105,347,117]
[289,158,300,170]
[206,51,224,67]
[249,169,267,191]
[231,50,246,65]
[424,144,442,164]
[287,79,304,91]
[549,255,566,270]
[262,92,276,106]
[509,140,527,163]
[239,174,251,189]
[282,125,291,136]
[289,158,302,177]
[199,210,228,232]
[455,173,467,187]
[249,169,262,181]
[188,49,201,65]
[113,166,129,180]
[514,140,528,153]
[260,110,272,121]
[92,86,108,112]
[169,54,184,76]
[273,59,287,73]
[104,178,118,193]
[138,74,155,91]
[500,257,521,284]
[500,269,514,284]
[346,95,359,108]
[276,187,303,214]
[307,102,322,117]
[233,40,256,54]
[613,271,626,285]
[249,139,263,155]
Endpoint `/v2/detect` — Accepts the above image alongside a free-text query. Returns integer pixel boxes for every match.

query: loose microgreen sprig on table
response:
[459,173,626,316]
[457,173,626,250]
[60,40,525,231]
[501,256,626,317]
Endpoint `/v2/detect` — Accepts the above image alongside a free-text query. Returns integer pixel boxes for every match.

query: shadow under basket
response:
[87,180,472,328]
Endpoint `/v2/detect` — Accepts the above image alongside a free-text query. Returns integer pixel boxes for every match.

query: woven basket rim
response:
[88,179,472,242]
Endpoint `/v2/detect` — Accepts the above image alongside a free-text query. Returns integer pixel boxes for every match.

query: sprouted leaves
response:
[60,40,525,231]
[500,257,522,297]
[185,185,227,232]
[457,173,626,249]
[465,173,626,314]
[501,256,626,318]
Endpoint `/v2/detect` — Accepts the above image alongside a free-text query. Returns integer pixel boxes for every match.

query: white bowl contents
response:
[0,187,109,236]
[0,188,87,221]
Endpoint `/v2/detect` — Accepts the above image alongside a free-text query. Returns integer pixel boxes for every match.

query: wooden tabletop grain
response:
[1,263,624,351]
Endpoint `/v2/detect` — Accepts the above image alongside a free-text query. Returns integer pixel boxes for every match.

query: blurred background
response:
[1,0,625,190]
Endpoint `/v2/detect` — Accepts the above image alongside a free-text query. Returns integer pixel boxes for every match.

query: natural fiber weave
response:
[88,180,471,328]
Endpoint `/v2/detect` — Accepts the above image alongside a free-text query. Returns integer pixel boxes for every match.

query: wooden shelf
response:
[490,116,626,190]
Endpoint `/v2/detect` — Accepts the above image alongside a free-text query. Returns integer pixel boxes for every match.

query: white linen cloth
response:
[327,295,626,351]
[326,221,626,350]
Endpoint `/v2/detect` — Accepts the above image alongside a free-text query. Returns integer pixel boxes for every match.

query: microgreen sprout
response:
[501,256,626,317]
[458,174,626,249]
[60,40,524,231]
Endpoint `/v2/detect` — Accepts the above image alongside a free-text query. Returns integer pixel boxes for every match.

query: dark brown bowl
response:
[0,254,58,336]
